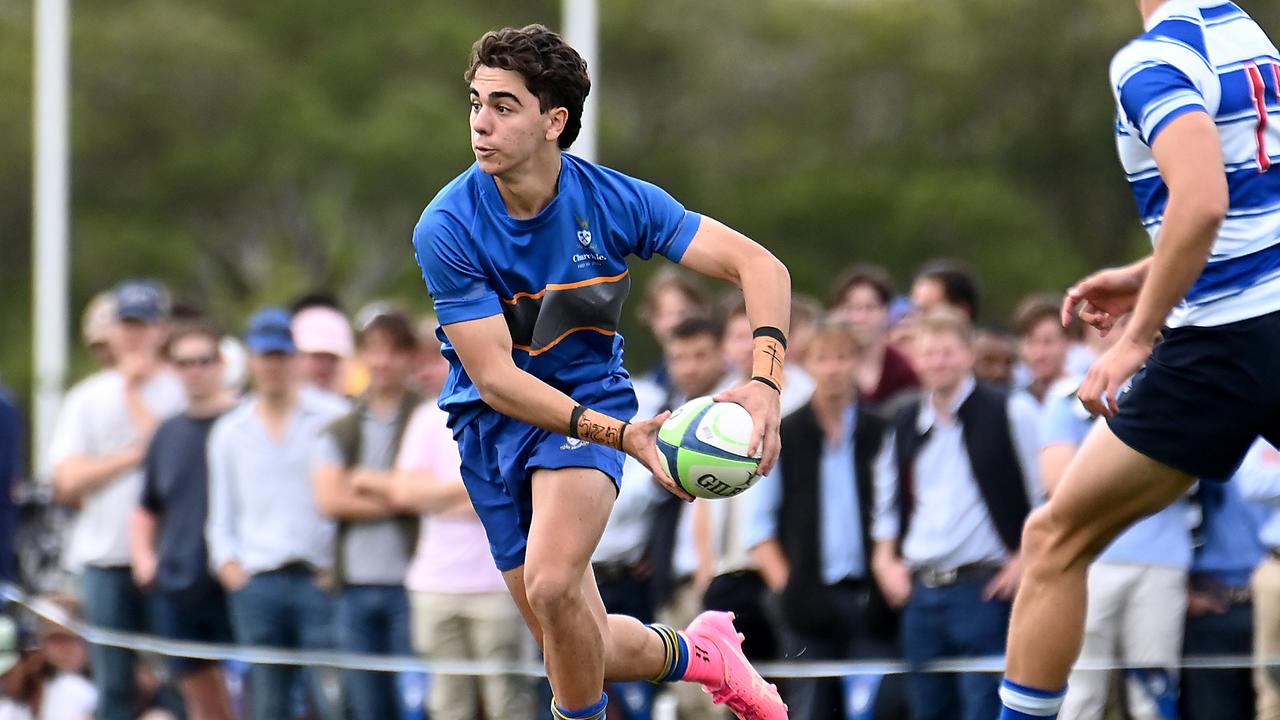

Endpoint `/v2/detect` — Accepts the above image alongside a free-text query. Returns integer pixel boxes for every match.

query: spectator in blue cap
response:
[206,307,345,720]
[47,280,184,720]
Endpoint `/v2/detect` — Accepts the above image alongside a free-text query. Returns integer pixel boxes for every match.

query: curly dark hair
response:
[465,24,591,150]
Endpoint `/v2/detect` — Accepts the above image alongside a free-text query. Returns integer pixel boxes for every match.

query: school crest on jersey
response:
[572,215,606,268]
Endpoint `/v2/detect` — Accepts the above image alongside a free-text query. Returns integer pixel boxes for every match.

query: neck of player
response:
[495,148,563,219]
[1138,0,1168,24]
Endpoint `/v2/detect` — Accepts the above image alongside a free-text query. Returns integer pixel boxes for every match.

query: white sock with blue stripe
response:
[999,678,1066,719]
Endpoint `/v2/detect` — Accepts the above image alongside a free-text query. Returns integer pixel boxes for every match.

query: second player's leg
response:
[1005,421,1194,691]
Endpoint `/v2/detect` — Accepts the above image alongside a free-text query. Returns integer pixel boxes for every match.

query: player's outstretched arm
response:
[676,217,791,476]
[1079,111,1227,417]
[445,314,693,501]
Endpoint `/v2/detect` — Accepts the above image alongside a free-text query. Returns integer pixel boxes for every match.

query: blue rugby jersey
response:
[413,153,702,428]
[1112,0,1280,327]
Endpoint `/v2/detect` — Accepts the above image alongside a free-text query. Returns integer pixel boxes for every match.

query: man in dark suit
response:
[748,320,906,720]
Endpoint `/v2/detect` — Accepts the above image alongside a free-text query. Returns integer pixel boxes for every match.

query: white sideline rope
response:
[2,584,1267,678]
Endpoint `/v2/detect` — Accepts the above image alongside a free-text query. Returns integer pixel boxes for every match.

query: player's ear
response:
[545,106,568,143]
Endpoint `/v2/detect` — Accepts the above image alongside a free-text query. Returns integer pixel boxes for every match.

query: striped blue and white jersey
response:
[1112,0,1280,327]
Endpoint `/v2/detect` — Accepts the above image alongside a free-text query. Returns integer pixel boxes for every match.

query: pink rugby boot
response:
[682,610,789,720]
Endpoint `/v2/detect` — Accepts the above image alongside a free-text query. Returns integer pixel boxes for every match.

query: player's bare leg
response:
[1000,422,1193,717]
[511,466,788,719]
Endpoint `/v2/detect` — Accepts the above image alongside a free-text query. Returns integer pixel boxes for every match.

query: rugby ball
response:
[655,396,762,499]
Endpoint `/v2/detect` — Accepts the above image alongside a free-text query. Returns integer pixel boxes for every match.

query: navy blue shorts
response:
[1108,309,1280,479]
[455,376,636,572]
[150,585,234,676]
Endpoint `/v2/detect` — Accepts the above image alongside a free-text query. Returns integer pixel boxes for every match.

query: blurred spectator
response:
[910,260,981,322]
[37,615,97,720]
[635,269,710,392]
[412,315,451,395]
[696,325,773,666]
[1181,442,1269,720]
[1064,324,1106,380]
[871,309,1040,720]
[1039,380,1189,719]
[47,280,184,720]
[787,293,823,368]
[972,328,1016,388]
[0,383,20,582]
[130,322,236,720]
[391,335,531,720]
[829,264,920,408]
[292,305,355,402]
[748,321,906,720]
[720,294,813,416]
[593,372,666,717]
[0,611,46,719]
[658,317,732,720]
[1233,440,1280,720]
[1013,294,1069,405]
[312,310,421,720]
[205,307,344,720]
[81,291,117,370]
[0,610,99,720]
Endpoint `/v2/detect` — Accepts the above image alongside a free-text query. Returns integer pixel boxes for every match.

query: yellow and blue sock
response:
[646,623,690,683]
[998,678,1066,719]
[551,692,608,720]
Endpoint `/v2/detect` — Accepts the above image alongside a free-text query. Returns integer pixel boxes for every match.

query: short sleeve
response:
[1112,40,1212,146]
[413,213,502,326]
[139,432,163,513]
[46,385,88,471]
[1040,393,1090,449]
[313,433,344,468]
[626,179,703,263]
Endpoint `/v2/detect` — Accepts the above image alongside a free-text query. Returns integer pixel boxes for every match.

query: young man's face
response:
[415,342,450,398]
[170,335,223,403]
[1019,317,1068,385]
[916,330,974,394]
[666,333,725,399]
[108,318,164,360]
[973,332,1016,386]
[250,352,297,397]
[360,331,413,395]
[910,277,947,315]
[806,339,858,401]
[648,289,699,345]
[833,284,889,344]
[469,66,563,176]
[299,352,342,392]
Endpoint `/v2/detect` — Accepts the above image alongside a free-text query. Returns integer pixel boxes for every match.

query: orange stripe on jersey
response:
[512,325,618,356]
[502,270,631,305]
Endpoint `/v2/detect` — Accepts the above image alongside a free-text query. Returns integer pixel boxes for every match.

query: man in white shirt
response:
[205,307,345,720]
[47,281,184,720]
[871,309,1042,720]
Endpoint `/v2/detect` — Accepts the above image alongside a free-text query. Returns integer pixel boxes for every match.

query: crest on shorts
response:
[560,437,588,451]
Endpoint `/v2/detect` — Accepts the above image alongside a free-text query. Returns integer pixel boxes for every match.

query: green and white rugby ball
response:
[656,396,762,500]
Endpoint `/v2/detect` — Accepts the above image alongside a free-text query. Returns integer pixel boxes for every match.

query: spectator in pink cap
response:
[292,305,355,400]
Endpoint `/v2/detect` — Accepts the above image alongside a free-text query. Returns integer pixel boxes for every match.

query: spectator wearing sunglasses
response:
[131,322,237,720]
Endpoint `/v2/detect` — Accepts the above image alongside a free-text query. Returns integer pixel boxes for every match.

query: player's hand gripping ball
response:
[655,396,762,499]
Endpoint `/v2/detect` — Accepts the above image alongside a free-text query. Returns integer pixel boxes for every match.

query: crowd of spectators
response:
[0,259,1277,720]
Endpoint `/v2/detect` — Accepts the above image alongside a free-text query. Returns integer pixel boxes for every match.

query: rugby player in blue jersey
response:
[1000,2,1280,718]
[412,25,790,720]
